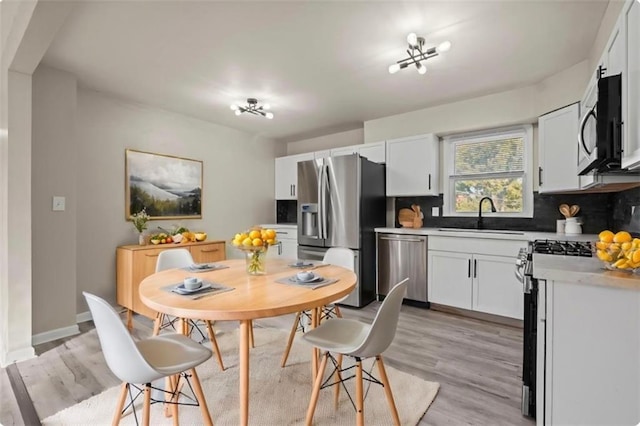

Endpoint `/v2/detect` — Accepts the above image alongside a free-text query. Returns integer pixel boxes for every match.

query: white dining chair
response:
[153,248,225,371]
[281,247,355,368]
[83,292,214,426]
[303,278,408,426]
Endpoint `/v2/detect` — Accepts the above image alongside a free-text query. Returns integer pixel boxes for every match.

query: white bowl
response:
[296,271,315,282]
[183,277,201,290]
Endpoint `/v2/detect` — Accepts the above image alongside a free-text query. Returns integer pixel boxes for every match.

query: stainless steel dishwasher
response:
[377,233,428,305]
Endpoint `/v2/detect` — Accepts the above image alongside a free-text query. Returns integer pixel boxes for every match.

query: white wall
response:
[286,128,364,155]
[73,88,280,312]
[32,65,77,335]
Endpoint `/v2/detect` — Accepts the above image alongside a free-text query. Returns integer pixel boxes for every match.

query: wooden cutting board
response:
[398,208,416,223]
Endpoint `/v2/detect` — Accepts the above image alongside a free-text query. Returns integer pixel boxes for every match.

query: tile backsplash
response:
[395,186,640,235]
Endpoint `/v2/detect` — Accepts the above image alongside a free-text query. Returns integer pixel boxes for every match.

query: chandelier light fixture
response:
[230,98,274,119]
[388,33,451,75]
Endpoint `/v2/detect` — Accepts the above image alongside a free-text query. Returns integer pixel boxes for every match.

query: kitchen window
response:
[443,125,533,218]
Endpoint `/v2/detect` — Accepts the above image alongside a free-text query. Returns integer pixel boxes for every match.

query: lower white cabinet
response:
[262,224,298,260]
[428,236,525,319]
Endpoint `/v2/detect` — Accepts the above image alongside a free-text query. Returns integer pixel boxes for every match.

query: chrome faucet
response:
[477,197,497,229]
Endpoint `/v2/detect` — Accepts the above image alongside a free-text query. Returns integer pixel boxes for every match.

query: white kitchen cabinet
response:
[541,279,640,425]
[428,236,525,319]
[358,141,386,163]
[622,0,640,170]
[274,153,314,200]
[428,251,471,309]
[313,150,331,159]
[328,141,386,164]
[262,224,298,260]
[386,134,439,196]
[538,103,580,193]
[602,17,625,77]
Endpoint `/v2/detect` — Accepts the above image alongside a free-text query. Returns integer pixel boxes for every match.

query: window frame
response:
[442,125,534,218]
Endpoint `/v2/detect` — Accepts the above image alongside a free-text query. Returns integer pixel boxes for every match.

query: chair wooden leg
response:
[205,320,225,371]
[111,382,128,426]
[142,383,152,426]
[306,351,329,426]
[126,310,133,331]
[376,355,401,425]
[311,308,319,378]
[355,359,364,426]
[249,320,255,348]
[190,368,213,426]
[334,354,343,409]
[334,305,342,318]
[153,313,163,336]
[171,376,179,426]
[281,312,301,367]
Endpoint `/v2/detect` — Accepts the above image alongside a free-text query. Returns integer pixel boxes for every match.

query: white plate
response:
[290,262,314,268]
[174,282,211,294]
[191,263,214,269]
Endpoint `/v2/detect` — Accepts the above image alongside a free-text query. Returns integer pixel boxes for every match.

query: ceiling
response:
[41,1,609,143]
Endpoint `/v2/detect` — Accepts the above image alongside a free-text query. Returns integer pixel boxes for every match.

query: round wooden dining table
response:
[139,258,357,426]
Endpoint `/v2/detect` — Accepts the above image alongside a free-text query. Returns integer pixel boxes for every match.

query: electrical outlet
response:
[431,206,439,217]
[52,196,65,211]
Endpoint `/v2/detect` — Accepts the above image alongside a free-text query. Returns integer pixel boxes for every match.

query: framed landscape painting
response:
[125,149,203,220]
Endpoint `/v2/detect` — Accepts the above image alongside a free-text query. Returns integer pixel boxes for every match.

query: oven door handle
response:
[514,264,524,283]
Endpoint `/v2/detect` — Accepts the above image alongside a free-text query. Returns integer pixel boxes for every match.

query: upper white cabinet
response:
[602,17,625,77]
[329,141,386,164]
[538,103,580,193]
[274,153,314,200]
[358,141,386,163]
[386,134,439,196]
[622,0,640,169]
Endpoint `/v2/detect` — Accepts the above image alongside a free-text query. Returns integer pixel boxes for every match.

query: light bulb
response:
[388,63,401,74]
[235,109,242,116]
[265,112,274,119]
[407,33,418,46]
[263,103,271,110]
[416,62,427,74]
[437,41,451,52]
[230,104,238,110]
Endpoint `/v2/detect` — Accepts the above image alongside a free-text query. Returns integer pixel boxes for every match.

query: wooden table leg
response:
[239,320,251,426]
[126,309,133,331]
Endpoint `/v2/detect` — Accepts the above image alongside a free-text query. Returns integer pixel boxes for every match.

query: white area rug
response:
[43,327,439,425]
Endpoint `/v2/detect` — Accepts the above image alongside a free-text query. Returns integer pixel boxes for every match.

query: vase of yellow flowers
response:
[130,208,150,245]
[231,226,278,275]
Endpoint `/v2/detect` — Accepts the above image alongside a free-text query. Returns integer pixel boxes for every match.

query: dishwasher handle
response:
[379,235,426,243]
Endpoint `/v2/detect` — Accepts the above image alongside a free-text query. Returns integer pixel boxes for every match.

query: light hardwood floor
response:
[1,303,534,426]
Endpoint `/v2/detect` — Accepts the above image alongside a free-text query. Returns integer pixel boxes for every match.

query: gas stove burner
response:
[532,240,593,257]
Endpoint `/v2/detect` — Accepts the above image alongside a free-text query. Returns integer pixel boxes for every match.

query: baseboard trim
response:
[1,346,36,368]
[76,310,92,324]
[430,303,524,328]
[32,324,80,346]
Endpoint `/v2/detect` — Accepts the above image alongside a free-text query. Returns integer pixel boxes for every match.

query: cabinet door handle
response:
[428,174,432,190]
[201,248,219,253]
[292,184,296,196]
[290,184,293,196]
[473,259,477,278]
[145,254,159,258]
[538,166,543,186]
[467,259,471,278]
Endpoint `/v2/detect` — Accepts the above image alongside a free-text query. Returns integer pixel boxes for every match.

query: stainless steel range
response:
[514,239,593,419]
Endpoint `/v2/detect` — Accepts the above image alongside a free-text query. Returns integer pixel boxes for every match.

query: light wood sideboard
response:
[116,240,226,327]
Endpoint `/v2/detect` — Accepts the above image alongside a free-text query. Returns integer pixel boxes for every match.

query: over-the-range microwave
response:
[578,74,622,175]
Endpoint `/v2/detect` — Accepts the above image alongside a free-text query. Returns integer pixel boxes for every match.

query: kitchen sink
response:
[437,228,525,235]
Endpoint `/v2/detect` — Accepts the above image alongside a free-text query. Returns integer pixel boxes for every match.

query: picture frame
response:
[125,149,203,220]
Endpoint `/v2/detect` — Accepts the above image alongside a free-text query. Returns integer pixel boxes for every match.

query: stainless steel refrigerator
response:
[297,154,386,307]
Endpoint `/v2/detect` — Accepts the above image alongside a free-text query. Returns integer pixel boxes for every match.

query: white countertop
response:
[375,227,597,242]
[260,223,297,229]
[533,254,640,291]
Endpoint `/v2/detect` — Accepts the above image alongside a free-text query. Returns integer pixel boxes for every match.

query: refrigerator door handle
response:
[317,163,325,239]
[320,164,329,239]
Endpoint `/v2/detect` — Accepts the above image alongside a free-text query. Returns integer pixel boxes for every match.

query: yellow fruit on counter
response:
[597,250,613,263]
[613,231,632,244]
[252,238,263,247]
[613,258,629,269]
[194,232,207,241]
[242,237,253,247]
[249,230,261,240]
[595,241,610,250]
[632,250,640,264]
[599,230,615,243]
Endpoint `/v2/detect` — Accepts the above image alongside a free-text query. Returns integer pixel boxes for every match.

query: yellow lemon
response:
[242,237,253,247]
[621,242,633,251]
[599,230,615,243]
[249,230,261,240]
[633,250,640,264]
[232,238,241,246]
[632,238,640,249]
[613,231,632,244]
[595,241,610,250]
[613,258,629,269]
[252,238,263,247]
[265,229,276,239]
[597,250,613,262]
